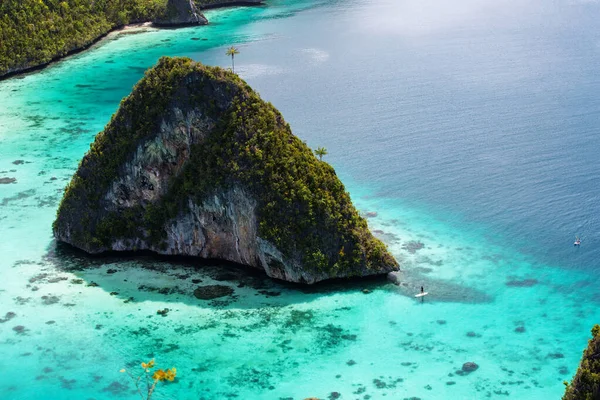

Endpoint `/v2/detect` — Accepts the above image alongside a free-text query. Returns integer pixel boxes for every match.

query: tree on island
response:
[226,46,240,73]
[314,147,328,161]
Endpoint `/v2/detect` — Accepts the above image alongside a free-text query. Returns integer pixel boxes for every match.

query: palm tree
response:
[314,147,328,161]
[226,46,240,73]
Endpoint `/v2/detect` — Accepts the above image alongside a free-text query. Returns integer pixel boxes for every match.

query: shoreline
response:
[0,1,263,82]
[0,22,156,82]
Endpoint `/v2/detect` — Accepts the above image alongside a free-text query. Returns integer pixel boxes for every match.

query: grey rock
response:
[462,362,479,372]
[154,0,208,26]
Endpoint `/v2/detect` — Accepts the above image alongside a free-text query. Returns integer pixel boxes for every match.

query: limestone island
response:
[53,57,398,284]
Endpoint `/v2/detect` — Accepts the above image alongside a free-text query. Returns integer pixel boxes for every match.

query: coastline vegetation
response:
[563,324,600,400]
[0,0,167,77]
[0,0,259,78]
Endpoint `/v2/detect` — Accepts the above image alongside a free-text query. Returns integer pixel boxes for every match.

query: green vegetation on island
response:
[563,325,600,400]
[225,46,240,73]
[53,57,397,280]
[0,0,166,77]
[314,147,328,161]
[0,0,261,78]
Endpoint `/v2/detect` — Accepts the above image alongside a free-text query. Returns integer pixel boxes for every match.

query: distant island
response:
[0,0,262,79]
[563,324,600,399]
[53,57,398,283]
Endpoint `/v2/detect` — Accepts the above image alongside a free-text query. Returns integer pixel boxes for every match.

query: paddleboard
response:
[415,292,428,297]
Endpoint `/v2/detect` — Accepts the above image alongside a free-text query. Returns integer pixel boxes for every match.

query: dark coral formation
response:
[193,285,234,300]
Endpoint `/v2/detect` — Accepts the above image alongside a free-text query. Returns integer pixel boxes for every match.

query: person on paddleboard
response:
[421,286,424,294]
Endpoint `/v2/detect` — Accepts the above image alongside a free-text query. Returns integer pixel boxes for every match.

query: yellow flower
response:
[152,368,177,382]
[165,368,177,382]
[152,369,166,381]
[141,359,155,371]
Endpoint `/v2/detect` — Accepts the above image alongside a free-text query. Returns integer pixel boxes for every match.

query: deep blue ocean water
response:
[1,0,600,398]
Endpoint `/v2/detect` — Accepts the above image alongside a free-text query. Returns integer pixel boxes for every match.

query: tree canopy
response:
[564,325,600,400]
[0,0,168,77]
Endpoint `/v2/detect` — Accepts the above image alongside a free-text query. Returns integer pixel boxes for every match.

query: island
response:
[563,324,600,399]
[53,57,398,284]
[0,0,262,79]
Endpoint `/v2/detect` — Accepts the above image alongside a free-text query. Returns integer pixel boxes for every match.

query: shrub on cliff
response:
[563,325,600,400]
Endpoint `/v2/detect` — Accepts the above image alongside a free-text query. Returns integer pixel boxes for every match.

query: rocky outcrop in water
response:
[154,0,208,26]
[53,57,398,284]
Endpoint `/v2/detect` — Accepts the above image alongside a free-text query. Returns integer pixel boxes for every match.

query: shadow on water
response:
[43,241,394,309]
[43,241,494,308]
[391,273,494,304]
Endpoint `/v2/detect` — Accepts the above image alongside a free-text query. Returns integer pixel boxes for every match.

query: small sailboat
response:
[574,236,581,246]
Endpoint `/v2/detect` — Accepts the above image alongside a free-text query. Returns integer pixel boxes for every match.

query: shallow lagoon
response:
[1,0,600,398]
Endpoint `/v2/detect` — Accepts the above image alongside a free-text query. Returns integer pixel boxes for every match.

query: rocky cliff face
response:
[154,0,208,26]
[53,57,398,283]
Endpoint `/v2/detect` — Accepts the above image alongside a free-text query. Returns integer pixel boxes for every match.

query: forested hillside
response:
[564,325,600,400]
[0,0,167,77]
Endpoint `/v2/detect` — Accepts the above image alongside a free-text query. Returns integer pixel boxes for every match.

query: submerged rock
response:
[53,57,397,283]
[193,285,234,300]
[12,325,27,335]
[505,278,538,287]
[402,240,424,254]
[153,0,208,26]
[157,308,170,316]
[0,312,16,323]
[461,362,479,372]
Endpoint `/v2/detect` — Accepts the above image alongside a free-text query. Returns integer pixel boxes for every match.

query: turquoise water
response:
[1,0,600,398]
